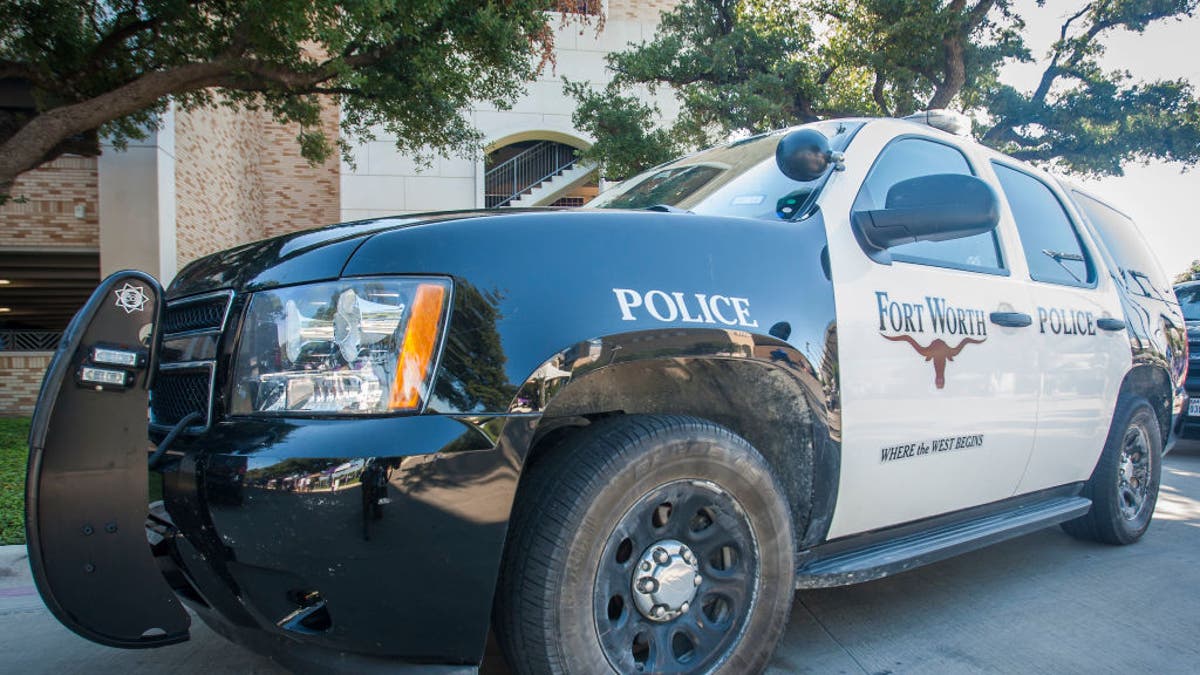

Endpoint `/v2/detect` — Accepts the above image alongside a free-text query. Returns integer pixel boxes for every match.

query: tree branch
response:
[872,70,891,116]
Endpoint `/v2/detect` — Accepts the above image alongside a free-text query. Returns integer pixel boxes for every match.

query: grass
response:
[0,418,29,545]
[0,417,163,546]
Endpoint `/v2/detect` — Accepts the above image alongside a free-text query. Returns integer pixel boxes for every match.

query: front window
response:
[1178,285,1200,321]
[589,121,863,221]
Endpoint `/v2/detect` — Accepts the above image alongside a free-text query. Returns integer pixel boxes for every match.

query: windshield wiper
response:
[642,204,693,214]
[1042,249,1084,283]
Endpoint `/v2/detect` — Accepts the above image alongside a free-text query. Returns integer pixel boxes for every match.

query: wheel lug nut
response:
[637,577,658,593]
[653,548,670,564]
[681,548,694,564]
[651,605,666,618]
[641,561,652,572]
[694,574,703,586]
[680,601,689,613]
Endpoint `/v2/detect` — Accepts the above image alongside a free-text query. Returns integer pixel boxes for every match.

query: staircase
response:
[485,141,594,208]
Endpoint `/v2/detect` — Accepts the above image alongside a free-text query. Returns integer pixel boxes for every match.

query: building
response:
[0,1,679,415]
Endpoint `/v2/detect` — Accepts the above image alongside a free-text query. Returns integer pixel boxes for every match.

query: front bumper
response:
[27,271,538,669]
[153,413,535,669]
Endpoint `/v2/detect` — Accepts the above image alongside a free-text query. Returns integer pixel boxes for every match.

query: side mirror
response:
[851,173,999,252]
[776,129,833,182]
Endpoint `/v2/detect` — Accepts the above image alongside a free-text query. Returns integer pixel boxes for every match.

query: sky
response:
[1005,1,1200,278]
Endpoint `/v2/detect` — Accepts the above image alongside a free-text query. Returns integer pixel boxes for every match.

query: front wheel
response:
[494,416,796,674]
[1062,396,1162,545]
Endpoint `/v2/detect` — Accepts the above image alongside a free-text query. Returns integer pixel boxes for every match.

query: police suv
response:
[1175,278,1200,440]
[26,111,1187,674]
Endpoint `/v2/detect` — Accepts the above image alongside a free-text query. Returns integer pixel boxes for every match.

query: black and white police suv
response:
[26,111,1188,674]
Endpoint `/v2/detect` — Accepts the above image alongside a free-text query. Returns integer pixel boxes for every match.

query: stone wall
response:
[0,156,99,250]
[0,353,52,415]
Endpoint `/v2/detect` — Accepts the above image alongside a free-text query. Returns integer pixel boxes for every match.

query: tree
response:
[571,0,1200,180]
[1176,259,1200,284]
[0,0,595,200]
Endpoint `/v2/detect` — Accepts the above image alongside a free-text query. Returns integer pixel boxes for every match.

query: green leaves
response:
[576,0,1200,179]
[0,0,576,193]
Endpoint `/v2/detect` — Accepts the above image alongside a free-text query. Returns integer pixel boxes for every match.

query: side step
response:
[796,496,1091,589]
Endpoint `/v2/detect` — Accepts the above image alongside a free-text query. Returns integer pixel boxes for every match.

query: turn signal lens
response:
[389,283,448,410]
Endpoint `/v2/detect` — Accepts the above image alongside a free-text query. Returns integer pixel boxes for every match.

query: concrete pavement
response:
[3,449,1199,674]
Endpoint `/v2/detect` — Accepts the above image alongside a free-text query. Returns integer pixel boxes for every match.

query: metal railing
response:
[485,141,578,208]
[0,330,62,352]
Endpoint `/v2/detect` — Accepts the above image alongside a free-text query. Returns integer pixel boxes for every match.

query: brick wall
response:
[259,111,342,240]
[0,156,99,249]
[0,353,51,415]
[175,104,267,264]
[175,99,340,266]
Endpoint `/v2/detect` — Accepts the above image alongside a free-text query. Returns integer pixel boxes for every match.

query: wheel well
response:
[1119,365,1171,443]
[521,357,828,542]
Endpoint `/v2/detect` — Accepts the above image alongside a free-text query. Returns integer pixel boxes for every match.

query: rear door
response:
[822,122,1041,538]
[983,162,1132,492]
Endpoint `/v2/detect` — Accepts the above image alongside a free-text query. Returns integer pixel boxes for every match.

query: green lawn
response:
[0,418,29,545]
[0,417,163,546]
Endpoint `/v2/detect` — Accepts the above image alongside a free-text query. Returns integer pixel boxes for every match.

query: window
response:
[853,138,1003,272]
[1177,285,1200,321]
[1072,191,1169,299]
[992,163,1093,286]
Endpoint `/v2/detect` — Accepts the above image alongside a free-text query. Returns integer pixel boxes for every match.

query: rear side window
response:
[1071,191,1169,299]
[854,138,1003,272]
[992,163,1093,286]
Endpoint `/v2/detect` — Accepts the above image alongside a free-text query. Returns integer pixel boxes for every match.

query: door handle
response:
[989,311,1032,328]
[1097,318,1127,332]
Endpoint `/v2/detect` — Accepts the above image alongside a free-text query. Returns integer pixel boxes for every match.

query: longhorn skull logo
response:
[881,334,986,389]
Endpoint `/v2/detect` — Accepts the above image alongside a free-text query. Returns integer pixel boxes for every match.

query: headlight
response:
[231,278,450,415]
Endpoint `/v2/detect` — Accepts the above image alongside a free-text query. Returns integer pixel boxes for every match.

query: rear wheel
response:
[494,415,795,674]
[1062,396,1162,545]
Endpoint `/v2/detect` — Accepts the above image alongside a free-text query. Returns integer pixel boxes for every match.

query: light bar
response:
[80,366,131,387]
[92,346,143,368]
[902,109,972,136]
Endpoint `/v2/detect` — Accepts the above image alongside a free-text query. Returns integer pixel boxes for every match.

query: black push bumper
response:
[25,271,191,647]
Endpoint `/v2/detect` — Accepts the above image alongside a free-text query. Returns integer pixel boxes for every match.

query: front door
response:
[821,125,1041,538]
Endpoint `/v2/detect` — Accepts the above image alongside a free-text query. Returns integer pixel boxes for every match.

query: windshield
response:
[588,120,863,220]
[1178,284,1200,321]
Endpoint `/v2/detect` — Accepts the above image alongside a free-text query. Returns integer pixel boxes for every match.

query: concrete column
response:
[474,157,486,209]
[98,105,177,286]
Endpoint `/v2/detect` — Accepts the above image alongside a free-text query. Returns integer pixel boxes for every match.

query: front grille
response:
[162,296,230,334]
[152,291,234,428]
[151,368,214,426]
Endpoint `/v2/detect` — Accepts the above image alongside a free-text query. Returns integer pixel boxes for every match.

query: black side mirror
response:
[776,129,833,182]
[851,173,999,253]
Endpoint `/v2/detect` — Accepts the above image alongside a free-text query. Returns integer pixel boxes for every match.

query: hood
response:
[165,211,509,299]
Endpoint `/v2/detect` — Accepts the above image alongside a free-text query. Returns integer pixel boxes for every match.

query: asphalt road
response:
[3,446,1199,674]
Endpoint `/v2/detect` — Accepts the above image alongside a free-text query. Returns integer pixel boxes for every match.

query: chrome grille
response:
[151,290,233,429]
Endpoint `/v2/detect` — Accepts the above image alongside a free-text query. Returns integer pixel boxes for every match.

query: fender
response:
[510,326,842,548]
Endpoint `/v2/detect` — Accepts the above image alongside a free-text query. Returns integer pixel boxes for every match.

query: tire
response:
[1062,396,1162,545]
[494,415,796,674]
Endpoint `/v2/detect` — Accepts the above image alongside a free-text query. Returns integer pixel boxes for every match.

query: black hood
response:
[166,211,508,299]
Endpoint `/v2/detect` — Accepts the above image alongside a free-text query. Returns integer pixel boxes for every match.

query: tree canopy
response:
[571,0,1200,180]
[0,0,594,199]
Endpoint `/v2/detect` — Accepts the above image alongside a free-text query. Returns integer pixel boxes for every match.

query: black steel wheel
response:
[1062,395,1163,545]
[494,415,795,675]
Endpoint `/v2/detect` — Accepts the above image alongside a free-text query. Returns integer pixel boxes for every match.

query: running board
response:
[796,496,1092,589]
